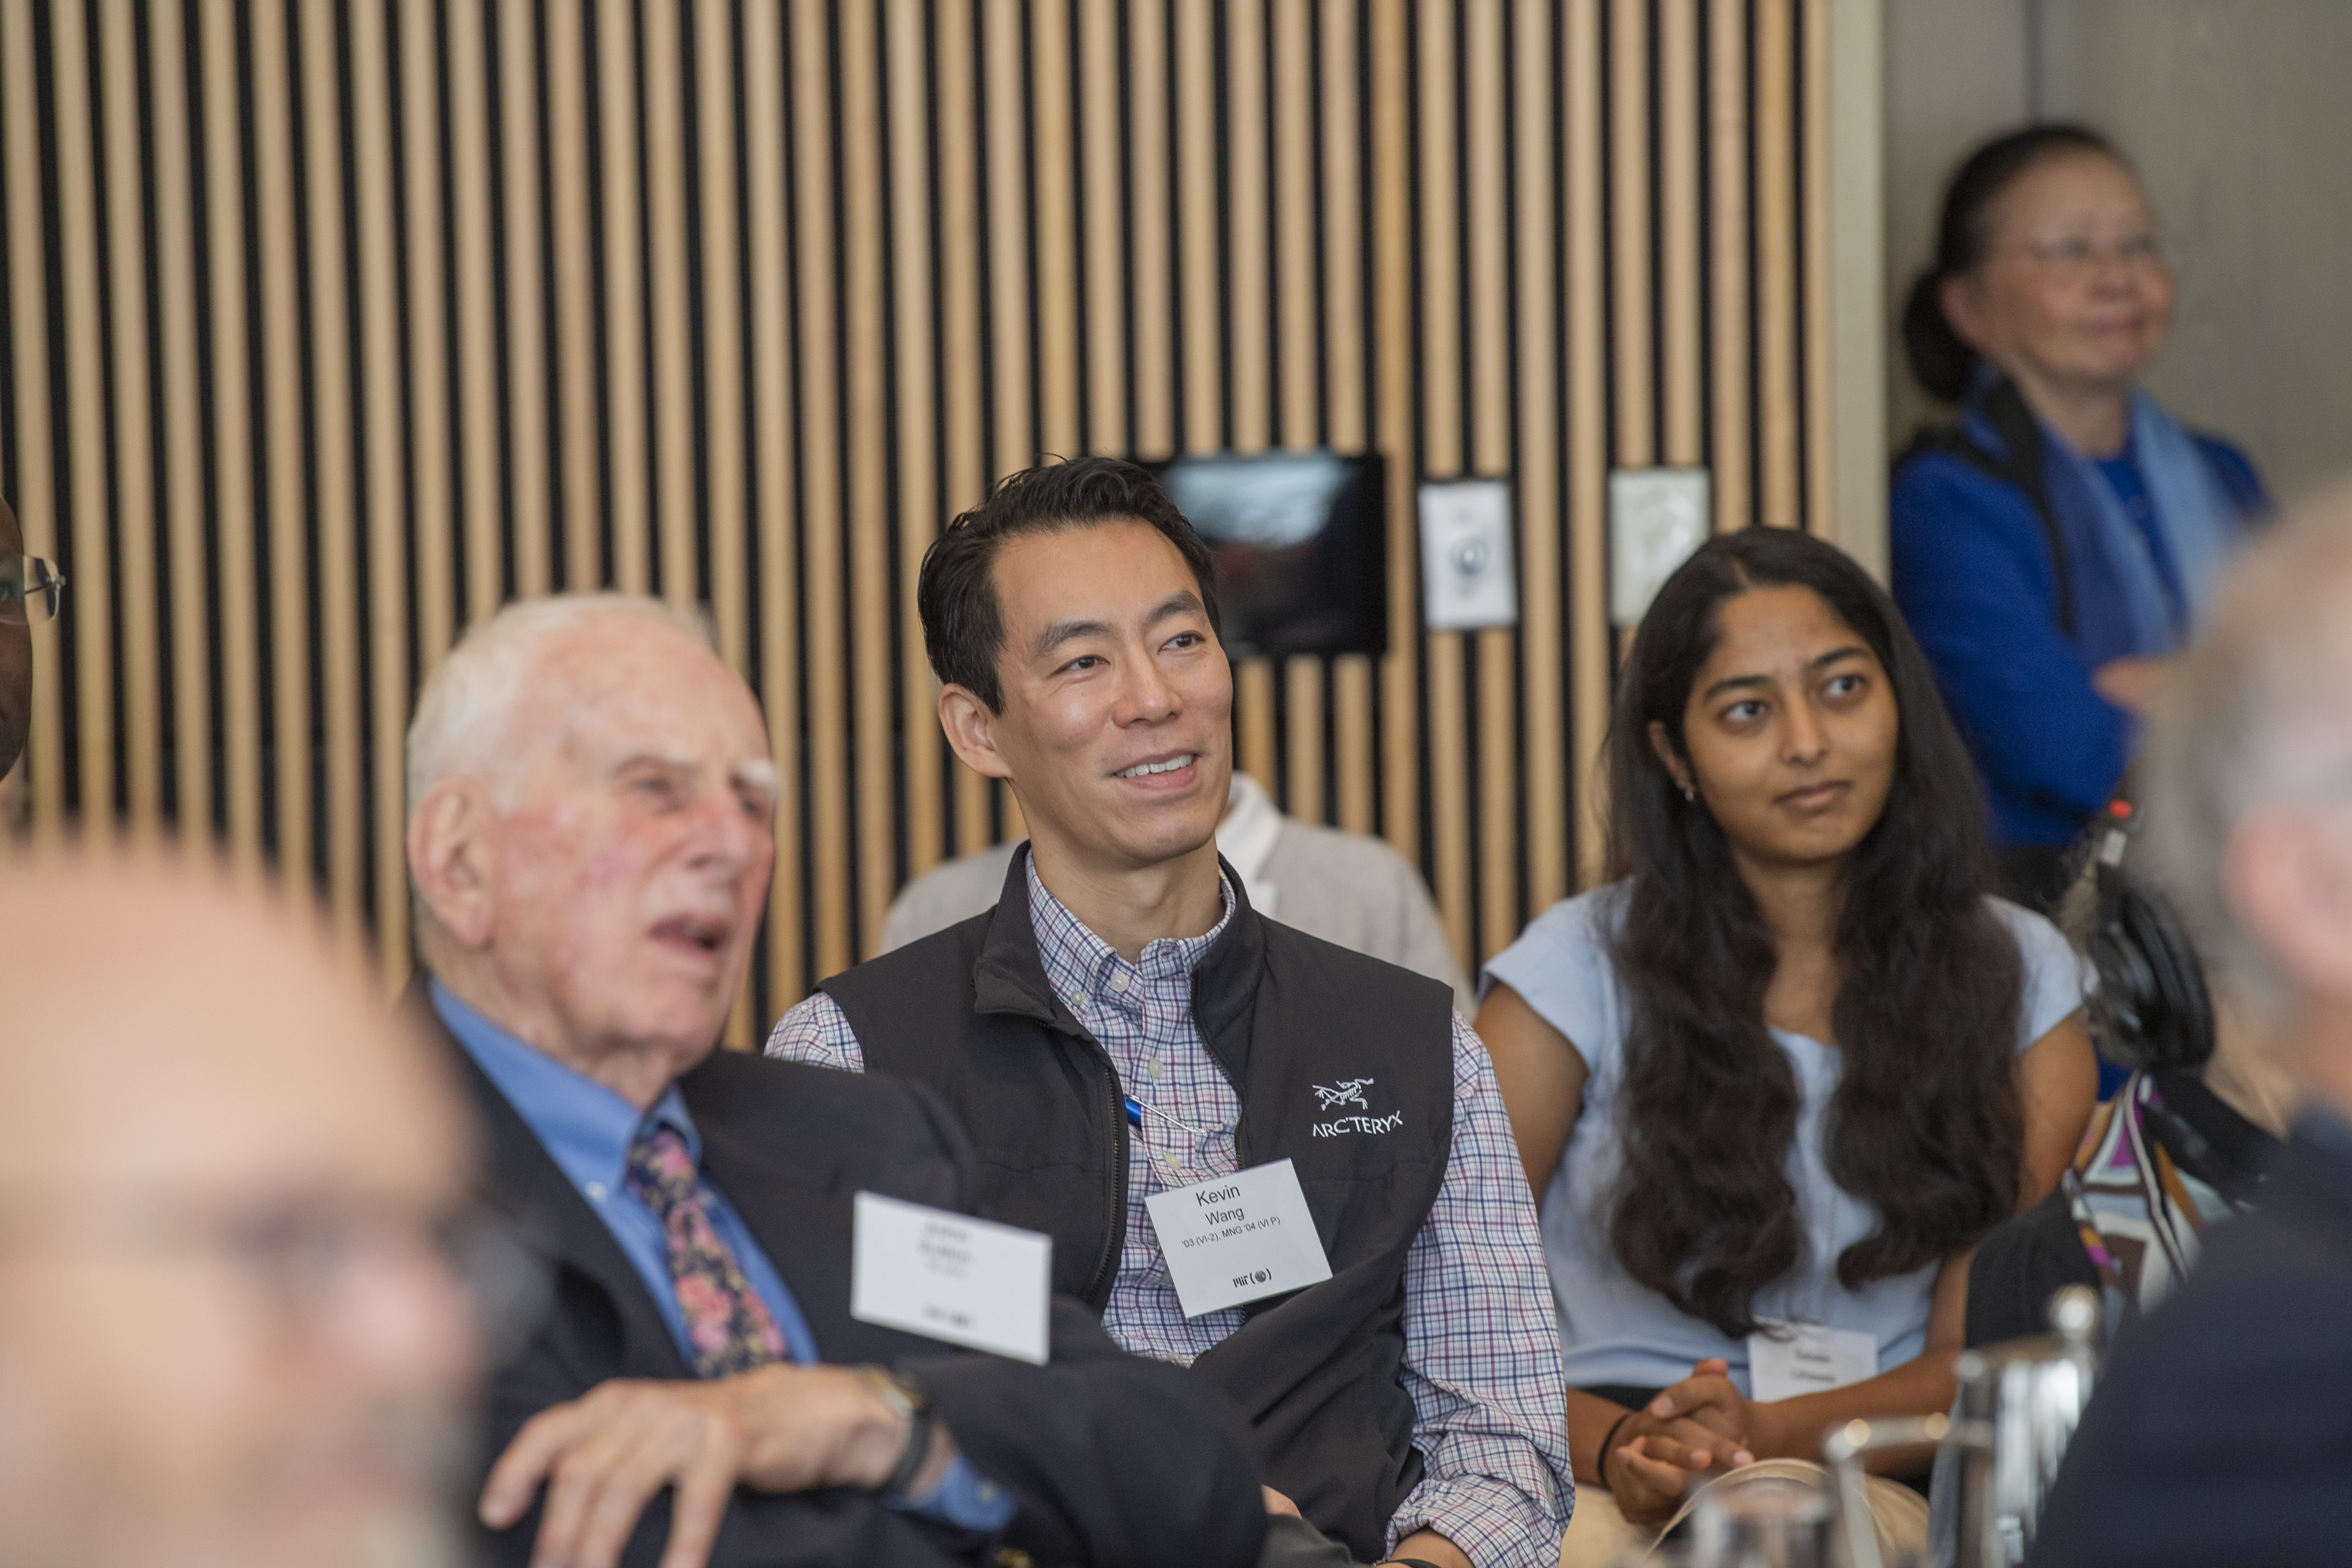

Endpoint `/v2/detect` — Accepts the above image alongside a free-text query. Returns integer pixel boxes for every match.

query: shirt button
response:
[1109,971,1130,993]
[1146,1058,1164,1080]
[585,1181,609,1203]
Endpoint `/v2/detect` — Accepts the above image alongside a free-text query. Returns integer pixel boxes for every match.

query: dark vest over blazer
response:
[413,978,1267,1568]
[818,849,1455,1563]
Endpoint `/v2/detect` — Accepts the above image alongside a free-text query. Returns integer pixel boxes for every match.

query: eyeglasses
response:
[0,1190,546,1352]
[2011,233,2166,281]
[0,557,65,626]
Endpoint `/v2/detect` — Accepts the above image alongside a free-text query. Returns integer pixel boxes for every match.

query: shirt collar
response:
[430,978,700,1196]
[1214,771,1282,886]
[1024,854,1234,1011]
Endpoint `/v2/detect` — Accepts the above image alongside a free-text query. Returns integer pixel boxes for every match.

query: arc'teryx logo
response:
[1312,1078,1374,1111]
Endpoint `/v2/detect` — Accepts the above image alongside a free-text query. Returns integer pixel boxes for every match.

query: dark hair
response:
[1604,528,2024,1338]
[1902,122,2125,402]
[916,456,1222,711]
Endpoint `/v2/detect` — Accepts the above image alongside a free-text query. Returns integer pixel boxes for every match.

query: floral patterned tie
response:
[625,1123,789,1377]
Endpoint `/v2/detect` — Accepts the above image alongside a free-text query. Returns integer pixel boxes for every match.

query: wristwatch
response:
[852,1364,937,1499]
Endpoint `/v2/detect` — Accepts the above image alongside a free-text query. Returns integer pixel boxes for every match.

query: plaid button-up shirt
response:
[768,858,1572,1565]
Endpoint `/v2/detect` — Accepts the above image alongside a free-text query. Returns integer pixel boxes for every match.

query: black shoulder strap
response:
[1899,379,2075,638]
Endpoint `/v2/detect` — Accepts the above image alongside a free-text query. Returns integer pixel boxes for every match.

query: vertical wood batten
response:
[599,0,651,593]
[886,0,942,880]
[197,0,263,875]
[448,2,502,627]
[1126,0,1174,459]
[692,0,754,1047]
[1660,0,1704,468]
[1566,0,1609,887]
[1803,0,1833,539]
[743,0,806,1003]
[148,0,212,845]
[1226,0,1276,794]
[789,0,851,979]
[1710,0,1752,532]
[934,0,990,858]
[98,0,162,840]
[1416,0,1469,964]
[49,0,116,828]
[500,0,552,601]
[349,0,411,982]
[296,0,363,945]
[980,0,1031,848]
[1369,0,1417,868]
[839,0,894,956]
[1321,0,1373,838]
[2,0,65,844]
[1078,0,1126,456]
[1513,0,1566,916]
[1030,0,1080,459]
[1608,0,1653,472]
[251,0,310,885]
[1465,0,1517,961]
[1272,0,1318,823]
[1755,0,1799,529]
[545,0,601,589]
[641,0,696,611]
[400,0,454,666]
[1173,0,1216,459]
[696,0,749,670]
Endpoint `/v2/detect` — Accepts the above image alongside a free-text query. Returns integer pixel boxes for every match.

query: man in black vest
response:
[768,458,1573,1568]
[404,593,1266,1568]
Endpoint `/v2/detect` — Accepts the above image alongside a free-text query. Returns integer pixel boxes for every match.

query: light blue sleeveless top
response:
[1482,884,2089,1396]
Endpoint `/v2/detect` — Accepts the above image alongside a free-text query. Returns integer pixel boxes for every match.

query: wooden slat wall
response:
[0,0,1849,1022]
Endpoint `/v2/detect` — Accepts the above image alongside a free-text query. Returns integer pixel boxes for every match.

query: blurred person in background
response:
[0,851,480,1568]
[407,593,1265,1568]
[1891,125,2268,911]
[878,769,1473,1015]
[2034,488,2352,1566]
[1477,530,2096,1566]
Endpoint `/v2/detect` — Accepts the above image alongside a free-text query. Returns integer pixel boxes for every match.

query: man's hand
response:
[1602,1359,1756,1526]
[479,1364,938,1568]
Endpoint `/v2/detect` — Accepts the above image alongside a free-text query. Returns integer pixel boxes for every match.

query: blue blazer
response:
[1890,406,2264,848]
[2031,1126,2352,1566]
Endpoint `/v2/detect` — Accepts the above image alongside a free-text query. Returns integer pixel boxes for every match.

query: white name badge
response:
[1143,1158,1333,1318]
[1746,1319,1879,1403]
[850,1192,1052,1365]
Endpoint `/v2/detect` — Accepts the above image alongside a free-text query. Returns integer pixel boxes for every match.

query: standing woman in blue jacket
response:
[1891,125,2267,908]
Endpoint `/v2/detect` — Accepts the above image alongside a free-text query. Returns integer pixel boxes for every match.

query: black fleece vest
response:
[819,848,1455,1562]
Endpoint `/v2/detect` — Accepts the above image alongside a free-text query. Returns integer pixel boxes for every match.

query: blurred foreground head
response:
[2143,485,2352,1085]
[0,851,478,1568]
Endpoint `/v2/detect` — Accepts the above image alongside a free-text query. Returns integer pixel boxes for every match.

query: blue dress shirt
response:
[434,982,1013,1533]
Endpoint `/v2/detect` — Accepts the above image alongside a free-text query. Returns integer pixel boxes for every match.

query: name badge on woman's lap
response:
[1745,1320,1878,1403]
[1143,1159,1333,1318]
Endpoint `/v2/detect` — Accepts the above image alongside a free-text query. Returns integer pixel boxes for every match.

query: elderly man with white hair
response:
[405,593,1266,1568]
[2032,488,2352,1566]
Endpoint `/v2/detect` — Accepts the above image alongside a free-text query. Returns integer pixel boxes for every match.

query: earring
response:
[1679,784,1696,803]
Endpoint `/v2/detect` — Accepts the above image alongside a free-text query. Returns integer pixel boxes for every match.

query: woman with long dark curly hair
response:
[1476,528,2096,1559]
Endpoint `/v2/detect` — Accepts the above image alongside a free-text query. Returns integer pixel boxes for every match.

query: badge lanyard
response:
[1125,1095,1213,1185]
